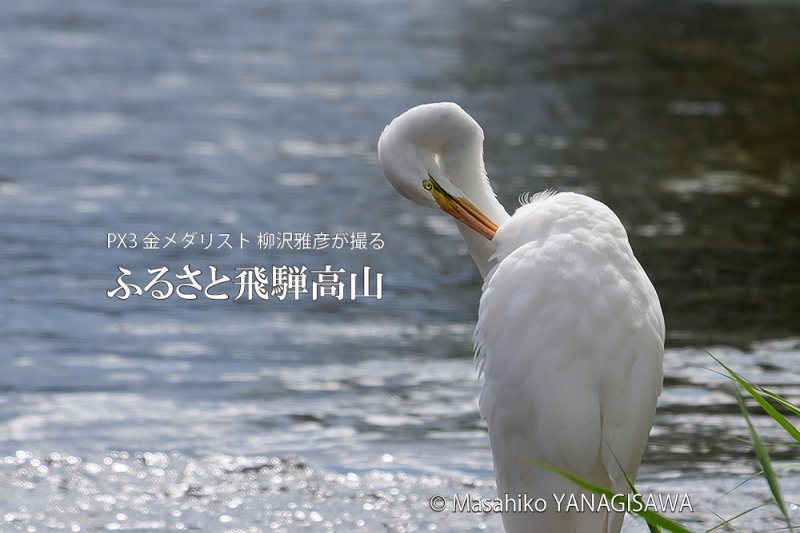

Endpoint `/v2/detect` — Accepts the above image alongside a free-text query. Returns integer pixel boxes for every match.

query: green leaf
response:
[756,385,800,419]
[708,352,800,444]
[536,462,694,533]
[715,471,763,501]
[605,445,661,533]
[734,387,794,533]
[703,504,764,533]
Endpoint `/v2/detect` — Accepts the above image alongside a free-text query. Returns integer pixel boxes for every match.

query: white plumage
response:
[378,102,665,533]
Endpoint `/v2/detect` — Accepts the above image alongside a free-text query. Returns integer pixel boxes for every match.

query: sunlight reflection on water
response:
[0,0,798,530]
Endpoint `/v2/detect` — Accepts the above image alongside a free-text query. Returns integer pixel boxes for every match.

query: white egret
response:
[378,103,664,533]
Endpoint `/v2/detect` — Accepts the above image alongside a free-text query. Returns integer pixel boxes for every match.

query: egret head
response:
[378,102,499,240]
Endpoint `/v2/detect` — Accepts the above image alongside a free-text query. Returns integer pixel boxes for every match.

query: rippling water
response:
[0,0,798,531]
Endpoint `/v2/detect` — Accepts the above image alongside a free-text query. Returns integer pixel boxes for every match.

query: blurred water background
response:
[0,0,798,531]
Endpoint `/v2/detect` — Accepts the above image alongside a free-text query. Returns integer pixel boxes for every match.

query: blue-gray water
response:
[1,0,798,531]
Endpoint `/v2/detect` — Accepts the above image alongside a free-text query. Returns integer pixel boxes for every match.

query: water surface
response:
[0,0,798,531]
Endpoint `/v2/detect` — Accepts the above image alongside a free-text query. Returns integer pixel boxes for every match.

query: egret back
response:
[475,192,665,533]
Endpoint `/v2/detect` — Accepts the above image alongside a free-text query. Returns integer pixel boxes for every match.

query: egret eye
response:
[422,179,433,191]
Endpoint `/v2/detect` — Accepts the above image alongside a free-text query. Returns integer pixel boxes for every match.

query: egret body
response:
[378,103,665,533]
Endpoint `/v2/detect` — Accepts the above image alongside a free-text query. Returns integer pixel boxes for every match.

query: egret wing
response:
[475,234,664,533]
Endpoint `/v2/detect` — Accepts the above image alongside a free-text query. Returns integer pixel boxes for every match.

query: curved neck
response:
[459,223,502,278]
[383,103,510,278]
[438,142,510,279]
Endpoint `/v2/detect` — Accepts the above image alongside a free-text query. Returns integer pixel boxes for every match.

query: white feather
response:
[477,192,664,532]
[379,103,665,533]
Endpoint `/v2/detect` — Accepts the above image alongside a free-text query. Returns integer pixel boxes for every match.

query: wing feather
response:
[475,226,664,533]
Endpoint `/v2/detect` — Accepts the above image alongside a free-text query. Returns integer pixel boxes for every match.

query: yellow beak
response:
[423,176,499,240]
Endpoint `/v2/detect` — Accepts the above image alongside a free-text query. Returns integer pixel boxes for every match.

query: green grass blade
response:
[536,462,693,533]
[716,471,763,501]
[756,386,800,419]
[698,362,800,422]
[606,444,638,495]
[703,504,765,533]
[734,387,795,533]
[709,353,800,444]
[605,445,661,533]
